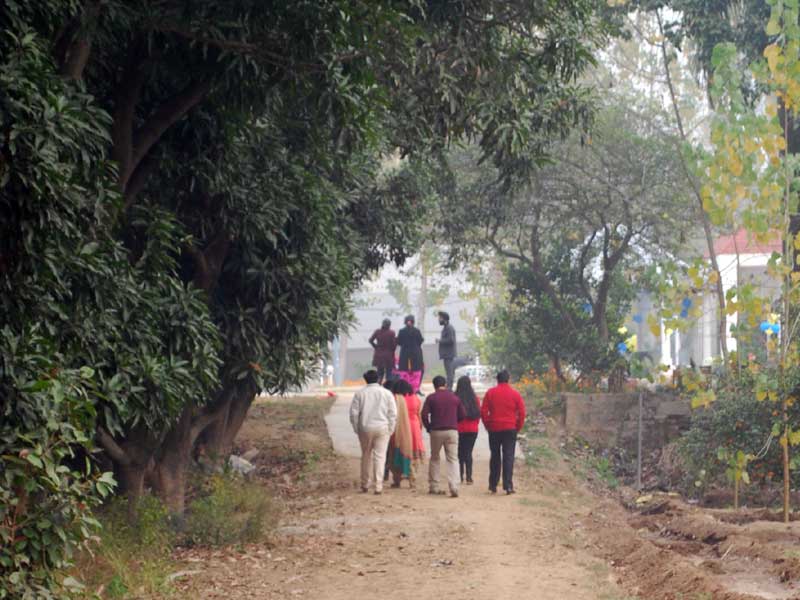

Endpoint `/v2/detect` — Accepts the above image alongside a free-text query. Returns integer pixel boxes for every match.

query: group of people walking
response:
[349,368,526,497]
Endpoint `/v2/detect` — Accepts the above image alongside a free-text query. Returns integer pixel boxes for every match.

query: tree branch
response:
[59,1,101,80]
[656,8,728,360]
[112,50,151,190]
[126,78,213,195]
[96,426,131,466]
[577,229,598,304]
[122,153,159,211]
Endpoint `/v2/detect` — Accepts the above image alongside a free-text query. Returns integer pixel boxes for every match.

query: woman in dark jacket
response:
[369,318,396,384]
[395,314,424,391]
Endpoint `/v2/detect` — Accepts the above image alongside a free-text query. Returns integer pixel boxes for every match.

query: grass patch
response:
[591,456,619,489]
[184,472,277,547]
[74,495,176,599]
[75,473,278,598]
[525,442,558,468]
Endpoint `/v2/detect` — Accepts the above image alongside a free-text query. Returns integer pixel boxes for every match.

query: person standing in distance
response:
[368,318,396,384]
[422,375,465,497]
[349,370,397,495]
[396,314,424,392]
[436,311,457,390]
[481,370,526,495]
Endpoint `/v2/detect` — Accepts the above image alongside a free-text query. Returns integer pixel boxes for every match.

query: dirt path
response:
[176,394,800,600]
[179,395,629,600]
[267,459,624,600]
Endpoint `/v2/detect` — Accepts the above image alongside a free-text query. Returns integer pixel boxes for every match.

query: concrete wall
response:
[562,392,691,452]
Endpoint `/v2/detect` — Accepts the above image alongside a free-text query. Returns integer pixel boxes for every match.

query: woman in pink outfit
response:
[396,379,425,469]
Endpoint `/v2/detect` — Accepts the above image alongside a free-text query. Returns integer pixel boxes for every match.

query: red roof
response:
[708,228,782,257]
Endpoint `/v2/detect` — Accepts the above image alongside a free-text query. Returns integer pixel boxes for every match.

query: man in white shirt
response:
[349,370,397,494]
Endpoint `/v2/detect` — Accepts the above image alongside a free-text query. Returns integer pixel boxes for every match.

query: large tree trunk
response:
[98,423,161,518]
[198,379,258,460]
[151,405,194,515]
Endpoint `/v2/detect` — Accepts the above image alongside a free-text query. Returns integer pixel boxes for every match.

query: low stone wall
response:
[561,392,690,452]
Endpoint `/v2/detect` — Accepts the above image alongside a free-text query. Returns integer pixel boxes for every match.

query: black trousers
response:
[488,430,517,491]
[458,432,478,480]
[443,358,455,390]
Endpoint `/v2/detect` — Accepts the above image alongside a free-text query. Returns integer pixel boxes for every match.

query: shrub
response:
[0,340,115,600]
[183,474,276,547]
[678,369,800,496]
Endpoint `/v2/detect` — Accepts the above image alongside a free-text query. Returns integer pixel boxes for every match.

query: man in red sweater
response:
[481,370,526,494]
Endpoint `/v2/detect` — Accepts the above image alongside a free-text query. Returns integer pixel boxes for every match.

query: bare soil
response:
[171,396,800,600]
[585,491,800,600]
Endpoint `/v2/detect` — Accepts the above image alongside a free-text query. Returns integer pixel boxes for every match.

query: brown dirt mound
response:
[584,493,800,599]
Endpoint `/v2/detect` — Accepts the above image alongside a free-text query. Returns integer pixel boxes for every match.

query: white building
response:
[628,229,781,368]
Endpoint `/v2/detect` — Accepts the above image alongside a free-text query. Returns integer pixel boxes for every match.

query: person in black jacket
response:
[437,311,457,390]
[396,315,424,391]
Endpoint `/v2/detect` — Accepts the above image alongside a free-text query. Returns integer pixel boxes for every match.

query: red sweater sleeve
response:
[515,391,526,431]
[480,391,490,425]
[421,398,431,430]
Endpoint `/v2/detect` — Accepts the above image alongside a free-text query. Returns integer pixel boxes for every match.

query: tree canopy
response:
[441,99,692,376]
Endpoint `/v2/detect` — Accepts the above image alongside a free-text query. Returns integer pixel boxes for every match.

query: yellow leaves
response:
[765,43,782,75]
[743,137,759,154]
[766,99,779,118]
[727,153,743,177]
[788,429,800,447]
[756,389,768,402]
[691,389,716,410]
[625,334,638,351]
[708,270,720,286]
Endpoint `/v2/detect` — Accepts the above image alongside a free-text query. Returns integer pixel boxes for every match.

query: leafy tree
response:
[0,14,218,595]
[442,100,692,374]
[479,249,637,379]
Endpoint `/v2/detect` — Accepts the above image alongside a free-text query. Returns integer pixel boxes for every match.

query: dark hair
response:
[497,370,510,384]
[381,318,391,329]
[455,376,480,420]
[383,379,396,392]
[438,311,450,322]
[404,314,415,325]
[364,369,379,384]
[432,375,446,389]
[394,379,413,395]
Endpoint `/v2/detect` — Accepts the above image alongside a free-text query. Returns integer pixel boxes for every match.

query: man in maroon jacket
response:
[481,370,526,494]
[422,375,465,497]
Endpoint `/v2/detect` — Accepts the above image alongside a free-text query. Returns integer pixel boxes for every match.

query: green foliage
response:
[642,0,770,103]
[0,10,220,596]
[77,495,175,599]
[184,474,275,547]
[0,349,113,599]
[679,369,800,494]
[591,456,620,489]
[458,100,688,377]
